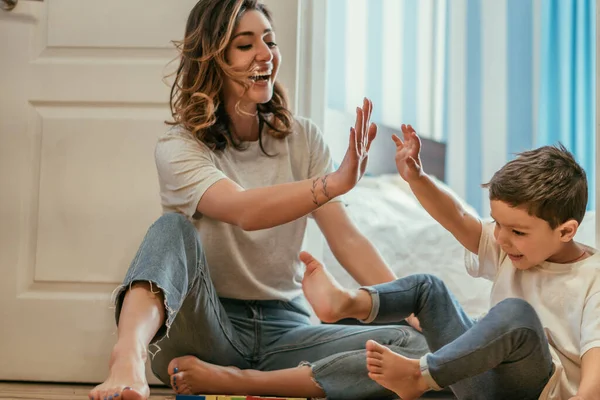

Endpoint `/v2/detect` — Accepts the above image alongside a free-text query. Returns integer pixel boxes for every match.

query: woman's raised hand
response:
[331,98,377,194]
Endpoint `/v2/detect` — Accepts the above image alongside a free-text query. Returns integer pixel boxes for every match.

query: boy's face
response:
[490,200,564,269]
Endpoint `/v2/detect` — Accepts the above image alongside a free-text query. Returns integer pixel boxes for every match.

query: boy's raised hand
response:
[392,124,423,182]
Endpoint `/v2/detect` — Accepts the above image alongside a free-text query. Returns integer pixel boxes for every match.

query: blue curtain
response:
[537,0,596,210]
[324,0,596,214]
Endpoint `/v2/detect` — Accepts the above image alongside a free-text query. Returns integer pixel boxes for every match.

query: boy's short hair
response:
[482,144,588,229]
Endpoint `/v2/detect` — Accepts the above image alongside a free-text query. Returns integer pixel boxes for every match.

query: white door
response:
[0,0,300,383]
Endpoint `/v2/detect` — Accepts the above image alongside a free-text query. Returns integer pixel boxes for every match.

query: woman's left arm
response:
[313,201,422,330]
[312,202,396,285]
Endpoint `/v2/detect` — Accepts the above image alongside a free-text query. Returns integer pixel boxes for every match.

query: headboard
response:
[365,122,447,182]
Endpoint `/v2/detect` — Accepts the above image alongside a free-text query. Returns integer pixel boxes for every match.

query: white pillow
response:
[364,173,480,217]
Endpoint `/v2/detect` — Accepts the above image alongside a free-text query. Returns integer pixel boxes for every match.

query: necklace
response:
[235,100,258,117]
[563,249,588,264]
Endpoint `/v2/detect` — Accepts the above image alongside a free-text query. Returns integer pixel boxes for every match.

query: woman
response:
[89,1,427,399]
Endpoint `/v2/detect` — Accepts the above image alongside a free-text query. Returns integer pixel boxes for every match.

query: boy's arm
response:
[573,347,600,400]
[409,174,482,254]
[393,124,482,254]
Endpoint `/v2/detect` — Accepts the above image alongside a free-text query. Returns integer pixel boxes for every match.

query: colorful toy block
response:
[175,396,307,400]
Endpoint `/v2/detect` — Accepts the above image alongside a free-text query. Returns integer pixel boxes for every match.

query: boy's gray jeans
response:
[113,213,429,400]
[364,274,556,400]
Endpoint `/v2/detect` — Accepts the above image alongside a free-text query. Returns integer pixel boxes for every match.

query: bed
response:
[312,123,596,399]
[319,122,597,319]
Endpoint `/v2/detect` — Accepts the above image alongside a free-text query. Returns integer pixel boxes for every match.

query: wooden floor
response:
[0,382,174,400]
[0,382,456,399]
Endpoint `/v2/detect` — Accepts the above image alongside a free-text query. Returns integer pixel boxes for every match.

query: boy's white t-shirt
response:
[154,116,341,301]
[465,222,600,399]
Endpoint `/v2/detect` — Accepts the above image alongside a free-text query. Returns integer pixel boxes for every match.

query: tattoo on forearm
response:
[311,175,332,207]
[321,176,331,200]
[311,178,320,206]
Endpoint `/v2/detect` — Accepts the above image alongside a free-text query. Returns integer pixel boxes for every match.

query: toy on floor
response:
[175,396,308,400]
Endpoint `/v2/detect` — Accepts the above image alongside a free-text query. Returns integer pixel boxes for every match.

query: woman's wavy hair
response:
[166,0,294,153]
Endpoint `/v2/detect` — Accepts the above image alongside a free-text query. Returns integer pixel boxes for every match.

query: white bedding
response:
[323,174,597,318]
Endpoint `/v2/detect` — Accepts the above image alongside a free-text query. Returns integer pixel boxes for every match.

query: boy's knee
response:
[493,298,542,331]
[411,273,449,294]
[494,297,535,316]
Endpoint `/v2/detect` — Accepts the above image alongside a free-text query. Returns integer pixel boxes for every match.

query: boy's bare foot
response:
[89,345,149,400]
[366,340,430,400]
[299,251,371,323]
[168,356,242,394]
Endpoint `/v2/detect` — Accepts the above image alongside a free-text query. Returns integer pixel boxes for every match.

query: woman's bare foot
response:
[366,340,430,400]
[168,356,243,395]
[89,344,149,400]
[299,251,371,322]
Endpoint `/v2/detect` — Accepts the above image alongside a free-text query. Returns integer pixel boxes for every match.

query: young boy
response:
[298,124,600,400]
